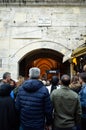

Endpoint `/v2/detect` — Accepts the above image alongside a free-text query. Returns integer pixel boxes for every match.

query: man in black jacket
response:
[0,83,17,130]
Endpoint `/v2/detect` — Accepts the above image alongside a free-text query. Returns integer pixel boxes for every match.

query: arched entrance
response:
[19,48,70,79]
[10,40,71,80]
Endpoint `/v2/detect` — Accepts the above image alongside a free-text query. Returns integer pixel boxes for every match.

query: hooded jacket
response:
[0,84,17,130]
[15,79,52,130]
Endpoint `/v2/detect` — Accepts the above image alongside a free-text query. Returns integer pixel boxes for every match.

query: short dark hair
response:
[79,72,86,83]
[3,72,11,79]
[61,74,70,86]
[51,76,59,86]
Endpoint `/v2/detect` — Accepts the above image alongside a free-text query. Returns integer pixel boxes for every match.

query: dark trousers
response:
[81,118,86,130]
[53,126,77,130]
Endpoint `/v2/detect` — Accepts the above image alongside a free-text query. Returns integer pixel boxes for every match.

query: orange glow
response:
[33,58,60,79]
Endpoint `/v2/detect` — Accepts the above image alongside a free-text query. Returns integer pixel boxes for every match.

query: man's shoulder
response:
[40,85,49,93]
[18,85,23,92]
[51,88,61,96]
[51,86,78,97]
[69,89,78,96]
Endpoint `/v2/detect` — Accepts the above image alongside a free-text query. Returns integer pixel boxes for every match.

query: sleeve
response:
[14,91,21,129]
[44,89,53,126]
[15,89,21,112]
[75,95,82,126]
[79,87,86,107]
[10,90,14,99]
[50,90,55,108]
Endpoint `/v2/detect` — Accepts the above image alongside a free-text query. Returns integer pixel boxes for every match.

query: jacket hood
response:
[0,83,11,96]
[22,79,44,92]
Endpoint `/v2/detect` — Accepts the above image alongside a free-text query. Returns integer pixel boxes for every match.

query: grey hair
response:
[29,67,40,79]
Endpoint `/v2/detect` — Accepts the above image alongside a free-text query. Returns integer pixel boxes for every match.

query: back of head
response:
[17,75,24,86]
[51,76,59,86]
[29,67,40,79]
[83,64,86,72]
[71,75,79,83]
[3,72,11,79]
[61,74,70,86]
[79,72,86,83]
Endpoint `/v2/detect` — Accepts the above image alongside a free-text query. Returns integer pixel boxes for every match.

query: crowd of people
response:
[0,65,86,130]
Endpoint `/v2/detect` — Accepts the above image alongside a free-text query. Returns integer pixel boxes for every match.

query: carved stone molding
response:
[0,0,86,6]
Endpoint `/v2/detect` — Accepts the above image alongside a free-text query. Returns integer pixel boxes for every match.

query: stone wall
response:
[0,6,86,79]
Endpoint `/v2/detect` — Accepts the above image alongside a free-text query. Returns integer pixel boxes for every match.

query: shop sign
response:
[46,70,60,74]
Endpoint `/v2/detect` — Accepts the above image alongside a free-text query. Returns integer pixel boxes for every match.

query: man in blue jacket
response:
[15,67,52,130]
[79,72,86,130]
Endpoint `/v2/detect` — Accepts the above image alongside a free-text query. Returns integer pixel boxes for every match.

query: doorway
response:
[19,48,70,79]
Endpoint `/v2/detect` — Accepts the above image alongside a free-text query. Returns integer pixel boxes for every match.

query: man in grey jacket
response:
[51,74,82,130]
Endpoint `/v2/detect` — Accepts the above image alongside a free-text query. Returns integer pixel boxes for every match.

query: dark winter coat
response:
[15,79,53,130]
[0,83,17,130]
[79,83,86,118]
